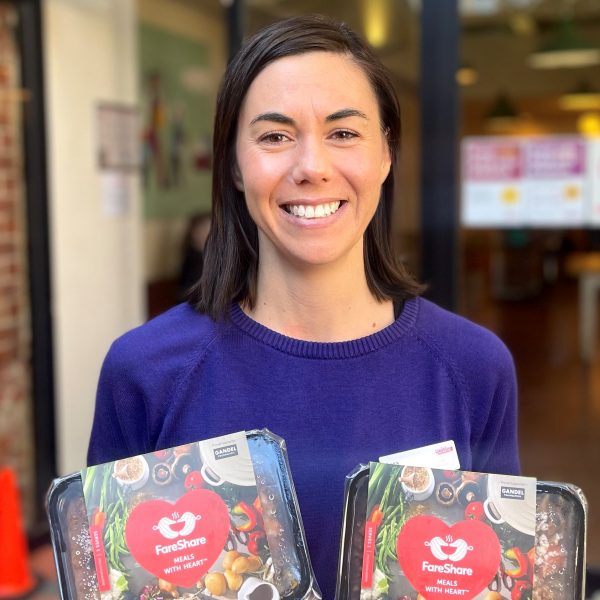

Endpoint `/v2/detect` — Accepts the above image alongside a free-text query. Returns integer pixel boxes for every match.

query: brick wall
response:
[0,4,34,526]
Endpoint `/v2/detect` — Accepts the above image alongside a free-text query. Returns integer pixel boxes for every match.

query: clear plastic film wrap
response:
[47,430,321,600]
[336,465,587,600]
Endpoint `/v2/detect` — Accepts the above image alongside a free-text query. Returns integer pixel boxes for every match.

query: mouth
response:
[281,200,345,219]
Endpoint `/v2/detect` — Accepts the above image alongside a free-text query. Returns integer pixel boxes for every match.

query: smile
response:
[284,201,342,219]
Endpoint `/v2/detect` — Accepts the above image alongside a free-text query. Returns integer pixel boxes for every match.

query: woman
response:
[88,15,519,598]
[178,212,211,300]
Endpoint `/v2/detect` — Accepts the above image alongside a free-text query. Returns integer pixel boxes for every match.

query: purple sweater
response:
[88,297,519,599]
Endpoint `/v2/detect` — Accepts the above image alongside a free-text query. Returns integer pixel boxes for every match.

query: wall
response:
[0,3,35,522]
[43,0,144,474]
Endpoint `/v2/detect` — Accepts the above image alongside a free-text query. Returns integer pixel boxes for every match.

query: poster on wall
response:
[523,137,586,226]
[461,138,524,226]
[461,135,595,228]
[97,103,140,172]
[139,22,214,220]
[590,138,600,226]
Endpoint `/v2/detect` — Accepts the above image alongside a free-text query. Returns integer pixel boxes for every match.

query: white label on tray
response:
[379,440,460,470]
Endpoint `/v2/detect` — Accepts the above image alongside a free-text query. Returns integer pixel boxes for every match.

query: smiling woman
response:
[233,51,393,335]
[88,15,521,600]
[193,15,424,333]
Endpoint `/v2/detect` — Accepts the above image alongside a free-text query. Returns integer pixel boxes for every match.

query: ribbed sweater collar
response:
[229,297,419,359]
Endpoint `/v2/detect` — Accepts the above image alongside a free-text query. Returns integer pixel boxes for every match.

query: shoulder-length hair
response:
[190,14,423,319]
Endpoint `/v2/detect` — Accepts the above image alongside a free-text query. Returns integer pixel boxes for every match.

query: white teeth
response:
[286,201,342,219]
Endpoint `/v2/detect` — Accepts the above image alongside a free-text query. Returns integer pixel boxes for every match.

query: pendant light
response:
[456,61,479,86]
[559,80,600,111]
[576,112,600,135]
[485,92,520,123]
[528,18,600,69]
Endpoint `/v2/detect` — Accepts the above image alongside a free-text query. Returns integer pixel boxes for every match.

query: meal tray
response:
[335,464,587,600]
[47,430,320,600]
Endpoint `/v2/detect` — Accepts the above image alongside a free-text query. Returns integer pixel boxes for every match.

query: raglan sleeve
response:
[87,340,150,466]
[470,340,521,476]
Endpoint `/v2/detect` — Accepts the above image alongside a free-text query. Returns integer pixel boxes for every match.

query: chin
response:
[288,249,354,269]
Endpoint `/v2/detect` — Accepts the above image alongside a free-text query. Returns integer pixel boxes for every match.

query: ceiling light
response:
[365,0,388,48]
[559,81,600,111]
[456,63,479,86]
[528,18,600,69]
[577,112,600,135]
[508,13,537,37]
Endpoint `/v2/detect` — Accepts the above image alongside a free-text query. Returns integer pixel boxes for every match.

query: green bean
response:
[368,463,384,491]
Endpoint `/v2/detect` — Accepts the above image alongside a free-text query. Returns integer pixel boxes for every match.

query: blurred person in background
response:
[178,212,211,300]
[89,16,520,598]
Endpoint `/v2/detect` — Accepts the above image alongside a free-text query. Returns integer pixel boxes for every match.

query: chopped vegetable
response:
[93,509,106,528]
[158,579,179,598]
[184,471,203,490]
[504,546,529,578]
[464,501,485,520]
[368,505,384,527]
[232,500,258,531]
[247,530,267,555]
[511,579,532,600]
[526,547,535,582]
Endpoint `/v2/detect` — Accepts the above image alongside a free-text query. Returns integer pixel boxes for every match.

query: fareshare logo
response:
[425,535,474,562]
[397,515,501,600]
[153,511,200,540]
[125,489,231,588]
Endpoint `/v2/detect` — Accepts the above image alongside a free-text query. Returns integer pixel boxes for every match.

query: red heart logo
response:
[397,515,500,600]
[125,489,230,587]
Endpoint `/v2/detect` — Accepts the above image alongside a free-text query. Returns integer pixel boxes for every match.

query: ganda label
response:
[362,462,536,600]
[81,432,274,598]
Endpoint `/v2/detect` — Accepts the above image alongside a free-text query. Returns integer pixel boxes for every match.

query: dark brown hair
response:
[190,14,423,319]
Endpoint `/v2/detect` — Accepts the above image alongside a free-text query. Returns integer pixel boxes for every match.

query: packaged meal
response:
[47,430,321,600]
[336,464,587,600]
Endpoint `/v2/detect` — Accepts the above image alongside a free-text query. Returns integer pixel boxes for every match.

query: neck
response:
[244,246,394,342]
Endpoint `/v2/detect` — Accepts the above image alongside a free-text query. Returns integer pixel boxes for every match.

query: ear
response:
[232,162,244,192]
[380,138,392,185]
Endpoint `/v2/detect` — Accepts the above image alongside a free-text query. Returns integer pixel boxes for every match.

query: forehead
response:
[240,51,379,118]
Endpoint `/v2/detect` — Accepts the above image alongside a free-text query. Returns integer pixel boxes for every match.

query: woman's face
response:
[235,51,391,271]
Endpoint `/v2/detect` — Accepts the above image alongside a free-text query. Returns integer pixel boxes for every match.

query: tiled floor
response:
[15,275,600,599]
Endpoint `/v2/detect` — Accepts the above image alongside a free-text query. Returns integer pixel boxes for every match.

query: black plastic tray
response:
[47,430,320,600]
[335,465,587,600]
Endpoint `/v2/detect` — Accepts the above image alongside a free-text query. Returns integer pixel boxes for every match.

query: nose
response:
[291,137,333,185]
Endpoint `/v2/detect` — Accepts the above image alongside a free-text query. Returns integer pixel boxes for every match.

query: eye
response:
[258,132,291,145]
[330,129,359,141]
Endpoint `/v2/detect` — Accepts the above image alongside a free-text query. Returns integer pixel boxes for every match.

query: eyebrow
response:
[249,112,295,127]
[326,108,368,122]
[249,108,368,127]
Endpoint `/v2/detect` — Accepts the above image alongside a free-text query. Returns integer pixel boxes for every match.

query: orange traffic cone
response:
[0,467,36,597]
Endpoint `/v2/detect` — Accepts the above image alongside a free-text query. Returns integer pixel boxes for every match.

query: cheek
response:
[240,154,289,198]
[347,155,388,195]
